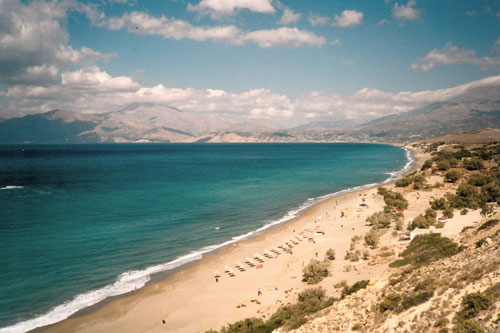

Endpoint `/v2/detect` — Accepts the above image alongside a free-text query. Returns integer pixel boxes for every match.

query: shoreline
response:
[17,144,417,333]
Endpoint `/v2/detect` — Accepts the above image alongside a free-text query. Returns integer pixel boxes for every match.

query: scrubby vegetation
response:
[377,187,408,211]
[302,259,329,284]
[453,291,492,333]
[341,280,369,298]
[389,234,460,269]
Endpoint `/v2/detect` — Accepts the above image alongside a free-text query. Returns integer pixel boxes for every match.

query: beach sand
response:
[40,145,474,333]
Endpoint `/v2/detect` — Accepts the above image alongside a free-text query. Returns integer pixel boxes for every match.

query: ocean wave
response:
[1,147,413,333]
[0,186,24,190]
[382,148,414,183]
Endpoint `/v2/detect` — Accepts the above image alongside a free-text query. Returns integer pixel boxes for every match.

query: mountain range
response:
[1,88,499,144]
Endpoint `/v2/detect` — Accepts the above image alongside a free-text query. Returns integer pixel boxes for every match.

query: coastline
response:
[25,144,422,333]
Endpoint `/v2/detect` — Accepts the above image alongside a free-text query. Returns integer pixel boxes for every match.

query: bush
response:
[464,157,484,171]
[460,208,468,215]
[379,293,402,312]
[409,214,432,230]
[430,198,448,210]
[395,177,412,187]
[436,160,451,171]
[364,229,380,249]
[341,280,369,298]
[468,174,492,186]
[344,250,361,262]
[302,260,329,284]
[325,249,336,261]
[390,234,460,269]
[453,319,484,333]
[425,208,437,222]
[421,160,433,170]
[400,291,434,311]
[443,207,454,218]
[366,211,392,228]
[377,187,408,210]
[220,317,265,333]
[456,292,492,321]
[481,182,500,203]
[445,170,461,183]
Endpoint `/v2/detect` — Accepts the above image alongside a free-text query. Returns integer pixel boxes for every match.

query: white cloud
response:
[240,27,325,48]
[376,18,390,26]
[5,63,500,127]
[277,8,301,25]
[0,0,114,86]
[94,11,325,48]
[333,10,363,28]
[392,0,421,21]
[187,0,274,18]
[307,13,329,26]
[411,43,500,72]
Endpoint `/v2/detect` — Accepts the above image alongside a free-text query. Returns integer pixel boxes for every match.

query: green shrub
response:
[395,177,412,187]
[464,157,484,171]
[366,211,392,228]
[481,182,500,202]
[425,208,437,222]
[452,319,484,333]
[390,234,460,269]
[430,198,448,210]
[364,229,380,249]
[409,214,432,230]
[345,249,361,262]
[341,280,369,298]
[377,187,408,209]
[302,260,329,284]
[421,160,433,170]
[445,170,461,183]
[437,160,451,171]
[443,207,454,218]
[460,208,468,215]
[379,293,401,312]
[325,249,336,261]
[414,278,434,291]
[457,292,492,321]
[220,317,265,333]
[468,174,492,186]
[400,291,434,311]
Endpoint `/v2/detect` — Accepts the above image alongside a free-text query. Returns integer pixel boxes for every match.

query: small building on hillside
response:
[410,226,441,241]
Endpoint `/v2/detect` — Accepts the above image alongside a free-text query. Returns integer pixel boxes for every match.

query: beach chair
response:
[254,253,265,263]
[245,257,256,267]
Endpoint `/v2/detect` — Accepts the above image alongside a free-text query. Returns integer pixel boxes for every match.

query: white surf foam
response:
[1,147,414,333]
[0,186,24,190]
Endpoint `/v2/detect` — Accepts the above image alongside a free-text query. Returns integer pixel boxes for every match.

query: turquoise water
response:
[0,143,410,332]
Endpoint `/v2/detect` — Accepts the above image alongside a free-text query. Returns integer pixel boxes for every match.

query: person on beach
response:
[258,289,262,296]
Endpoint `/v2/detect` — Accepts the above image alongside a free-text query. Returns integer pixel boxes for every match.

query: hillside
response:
[211,138,500,333]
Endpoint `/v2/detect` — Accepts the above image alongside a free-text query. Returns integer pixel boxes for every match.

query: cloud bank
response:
[412,43,500,72]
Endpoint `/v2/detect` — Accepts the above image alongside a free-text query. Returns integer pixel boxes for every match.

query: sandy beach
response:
[39,144,480,333]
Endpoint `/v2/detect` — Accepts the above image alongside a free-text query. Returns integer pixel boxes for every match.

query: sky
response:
[0,0,500,128]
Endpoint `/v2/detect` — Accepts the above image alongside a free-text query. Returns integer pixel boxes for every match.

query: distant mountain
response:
[0,110,100,143]
[0,106,277,143]
[355,100,500,141]
[1,90,499,143]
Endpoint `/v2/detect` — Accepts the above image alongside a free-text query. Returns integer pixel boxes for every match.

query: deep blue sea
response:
[0,143,410,332]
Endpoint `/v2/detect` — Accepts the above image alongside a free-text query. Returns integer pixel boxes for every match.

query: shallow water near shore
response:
[0,143,409,332]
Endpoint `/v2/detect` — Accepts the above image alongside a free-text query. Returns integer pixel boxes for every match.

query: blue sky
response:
[1,0,500,127]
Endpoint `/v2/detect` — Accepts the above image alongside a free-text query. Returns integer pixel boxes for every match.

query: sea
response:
[0,143,411,332]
